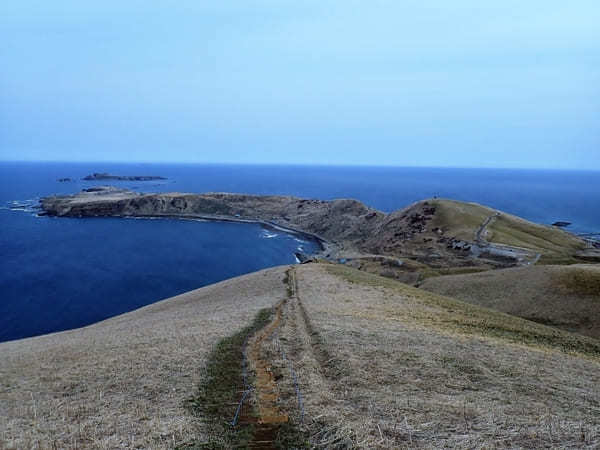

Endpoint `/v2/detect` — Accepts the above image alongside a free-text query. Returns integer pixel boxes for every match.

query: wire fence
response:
[230,333,254,427]
[230,269,305,427]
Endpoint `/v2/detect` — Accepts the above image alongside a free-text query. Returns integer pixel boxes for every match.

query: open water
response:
[1,162,598,342]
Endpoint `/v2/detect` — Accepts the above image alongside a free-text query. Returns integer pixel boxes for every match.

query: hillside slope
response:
[290,264,600,447]
[0,266,288,449]
[420,264,600,339]
[429,199,585,261]
[2,263,600,448]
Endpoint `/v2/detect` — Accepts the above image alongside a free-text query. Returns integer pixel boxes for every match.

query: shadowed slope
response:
[420,264,600,339]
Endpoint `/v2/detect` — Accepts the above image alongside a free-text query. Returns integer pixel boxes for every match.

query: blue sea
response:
[1,162,599,342]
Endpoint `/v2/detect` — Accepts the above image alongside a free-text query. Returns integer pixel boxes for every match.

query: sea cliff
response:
[40,186,590,267]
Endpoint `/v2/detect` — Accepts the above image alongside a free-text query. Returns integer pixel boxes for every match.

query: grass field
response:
[488,214,584,256]
[556,265,600,296]
[429,199,493,242]
[290,264,600,448]
[0,267,288,449]
[430,198,585,257]
[421,264,600,339]
[2,263,599,448]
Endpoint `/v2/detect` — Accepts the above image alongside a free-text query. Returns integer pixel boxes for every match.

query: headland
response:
[40,186,594,269]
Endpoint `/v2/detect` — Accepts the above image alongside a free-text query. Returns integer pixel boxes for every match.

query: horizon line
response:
[1,159,599,172]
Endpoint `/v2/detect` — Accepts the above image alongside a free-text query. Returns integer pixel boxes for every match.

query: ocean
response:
[1,161,599,342]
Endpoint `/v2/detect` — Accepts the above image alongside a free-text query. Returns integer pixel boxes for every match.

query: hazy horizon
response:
[3,159,600,173]
[2,2,599,169]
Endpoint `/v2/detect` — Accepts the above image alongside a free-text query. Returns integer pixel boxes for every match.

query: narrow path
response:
[238,300,288,449]
[474,212,541,265]
[276,267,353,446]
[236,266,308,449]
[475,212,500,245]
[236,266,343,448]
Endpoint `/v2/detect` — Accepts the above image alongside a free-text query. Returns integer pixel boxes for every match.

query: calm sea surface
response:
[1,162,598,342]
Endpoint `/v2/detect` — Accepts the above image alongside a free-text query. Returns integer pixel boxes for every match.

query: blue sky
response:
[1,1,599,168]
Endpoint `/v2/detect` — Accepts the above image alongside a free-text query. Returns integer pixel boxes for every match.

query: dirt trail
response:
[475,213,541,265]
[475,212,500,245]
[238,267,308,448]
[238,300,288,449]
[236,265,341,448]
[276,267,350,445]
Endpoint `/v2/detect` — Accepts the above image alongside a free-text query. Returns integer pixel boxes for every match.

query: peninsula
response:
[82,172,166,181]
[40,186,590,269]
[39,187,600,341]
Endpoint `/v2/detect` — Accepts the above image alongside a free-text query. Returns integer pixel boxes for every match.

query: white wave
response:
[294,254,301,263]
[125,216,162,221]
[261,230,279,239]
[9,207,36,213]
[8,199,38,211]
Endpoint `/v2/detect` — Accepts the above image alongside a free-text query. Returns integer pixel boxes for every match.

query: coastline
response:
[84,212,336,258]
[39,188,593,265]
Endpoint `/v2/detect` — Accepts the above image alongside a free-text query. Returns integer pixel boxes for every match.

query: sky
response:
[1,1,599,169]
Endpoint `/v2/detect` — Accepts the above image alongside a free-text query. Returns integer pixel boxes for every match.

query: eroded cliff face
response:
[41,187,552,267]
[39,188,470,262]
[40,188,389,252]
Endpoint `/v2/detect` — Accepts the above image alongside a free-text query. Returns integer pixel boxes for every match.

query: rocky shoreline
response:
[132,212,333,258]
[40,187,338,258]
[40,186,591,267]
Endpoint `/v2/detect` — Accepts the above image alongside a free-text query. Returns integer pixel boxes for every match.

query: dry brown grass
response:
[430,199,585,257]
[3,262,600,449]
[556,265,600,296]
[289,263,600,448]
[430,199,493,242]
[488,214,584,256]
[0,266,288,450]
[421,264,600,339]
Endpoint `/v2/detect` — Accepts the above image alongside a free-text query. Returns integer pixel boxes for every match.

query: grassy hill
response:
[2,263,599,448]
[420,263,600,339]
[0,267,288,449]
[287,264,600,447]
[429,198,586,260]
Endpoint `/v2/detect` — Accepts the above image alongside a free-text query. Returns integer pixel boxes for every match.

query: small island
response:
[552,221,572,227]
[82,172,166,181]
